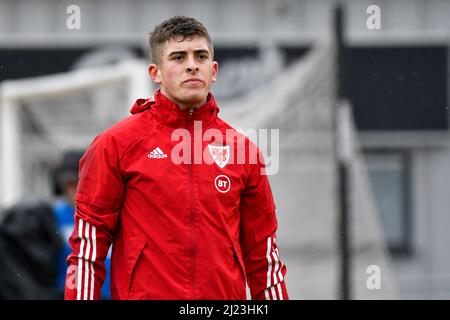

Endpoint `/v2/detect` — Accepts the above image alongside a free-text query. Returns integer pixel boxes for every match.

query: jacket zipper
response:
[187,107,196,299]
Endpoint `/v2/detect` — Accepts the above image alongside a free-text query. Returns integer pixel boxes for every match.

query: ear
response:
[211,61,218,83]
[148,64,162,84]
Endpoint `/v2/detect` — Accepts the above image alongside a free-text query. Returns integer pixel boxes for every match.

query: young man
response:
[65,16,288,300]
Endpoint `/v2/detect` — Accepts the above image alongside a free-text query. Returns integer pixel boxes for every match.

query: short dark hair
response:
[149,16,214,65]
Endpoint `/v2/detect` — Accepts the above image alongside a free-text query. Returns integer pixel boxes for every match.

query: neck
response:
[177,101,204,110]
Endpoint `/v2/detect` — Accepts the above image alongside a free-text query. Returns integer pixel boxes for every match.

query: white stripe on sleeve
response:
[275,247,284,282]
[83,222,91,300]
[90,225,97,300]
[265,237,273,300]
[77,219,84,300]
[277,283,283,300]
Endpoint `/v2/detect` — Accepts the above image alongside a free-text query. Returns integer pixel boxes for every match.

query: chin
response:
[183,91,207,105]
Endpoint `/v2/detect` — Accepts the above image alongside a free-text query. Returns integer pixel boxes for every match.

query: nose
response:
[186,55,199,73]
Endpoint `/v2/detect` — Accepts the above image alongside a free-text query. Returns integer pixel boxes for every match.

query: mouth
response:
[184,78,203,84]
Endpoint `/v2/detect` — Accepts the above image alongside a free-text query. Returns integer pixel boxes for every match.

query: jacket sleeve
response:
[64,133,124,300]
[239,151,289,300]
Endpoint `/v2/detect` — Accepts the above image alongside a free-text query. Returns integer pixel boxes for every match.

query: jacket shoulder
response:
[89,111,156,158]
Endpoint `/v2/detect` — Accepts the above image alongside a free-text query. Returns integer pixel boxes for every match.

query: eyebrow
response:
[168,49,210,57]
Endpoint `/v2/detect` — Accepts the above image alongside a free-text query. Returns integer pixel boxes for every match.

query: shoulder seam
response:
[118,131,154,163]
[119,112,152,164]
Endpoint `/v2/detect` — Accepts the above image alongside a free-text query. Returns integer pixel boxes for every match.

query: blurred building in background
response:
[0,0,450,299]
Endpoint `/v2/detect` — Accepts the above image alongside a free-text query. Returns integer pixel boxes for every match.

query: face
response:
[149,35,218,109]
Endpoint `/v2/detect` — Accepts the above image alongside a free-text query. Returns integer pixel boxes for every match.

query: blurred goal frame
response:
[0,59,150,208]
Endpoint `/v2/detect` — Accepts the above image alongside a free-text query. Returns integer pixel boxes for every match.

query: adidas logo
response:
[147,147,168,159]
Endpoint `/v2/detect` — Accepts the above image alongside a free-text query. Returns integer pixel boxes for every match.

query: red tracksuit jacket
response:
[65,90,288,300]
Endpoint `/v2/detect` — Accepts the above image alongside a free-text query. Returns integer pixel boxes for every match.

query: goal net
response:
[219,38,398,299]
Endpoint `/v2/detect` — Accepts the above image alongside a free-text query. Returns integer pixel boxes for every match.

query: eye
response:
[172,55,184,61]
[198,54,208,60]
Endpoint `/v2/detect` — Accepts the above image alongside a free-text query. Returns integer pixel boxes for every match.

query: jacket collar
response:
[131,89,219,128]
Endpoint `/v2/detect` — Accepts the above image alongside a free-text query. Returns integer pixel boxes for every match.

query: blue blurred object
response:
[53,199,111,299]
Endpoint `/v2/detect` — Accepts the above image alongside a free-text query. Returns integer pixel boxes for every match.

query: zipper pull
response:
[188,108,194,120]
